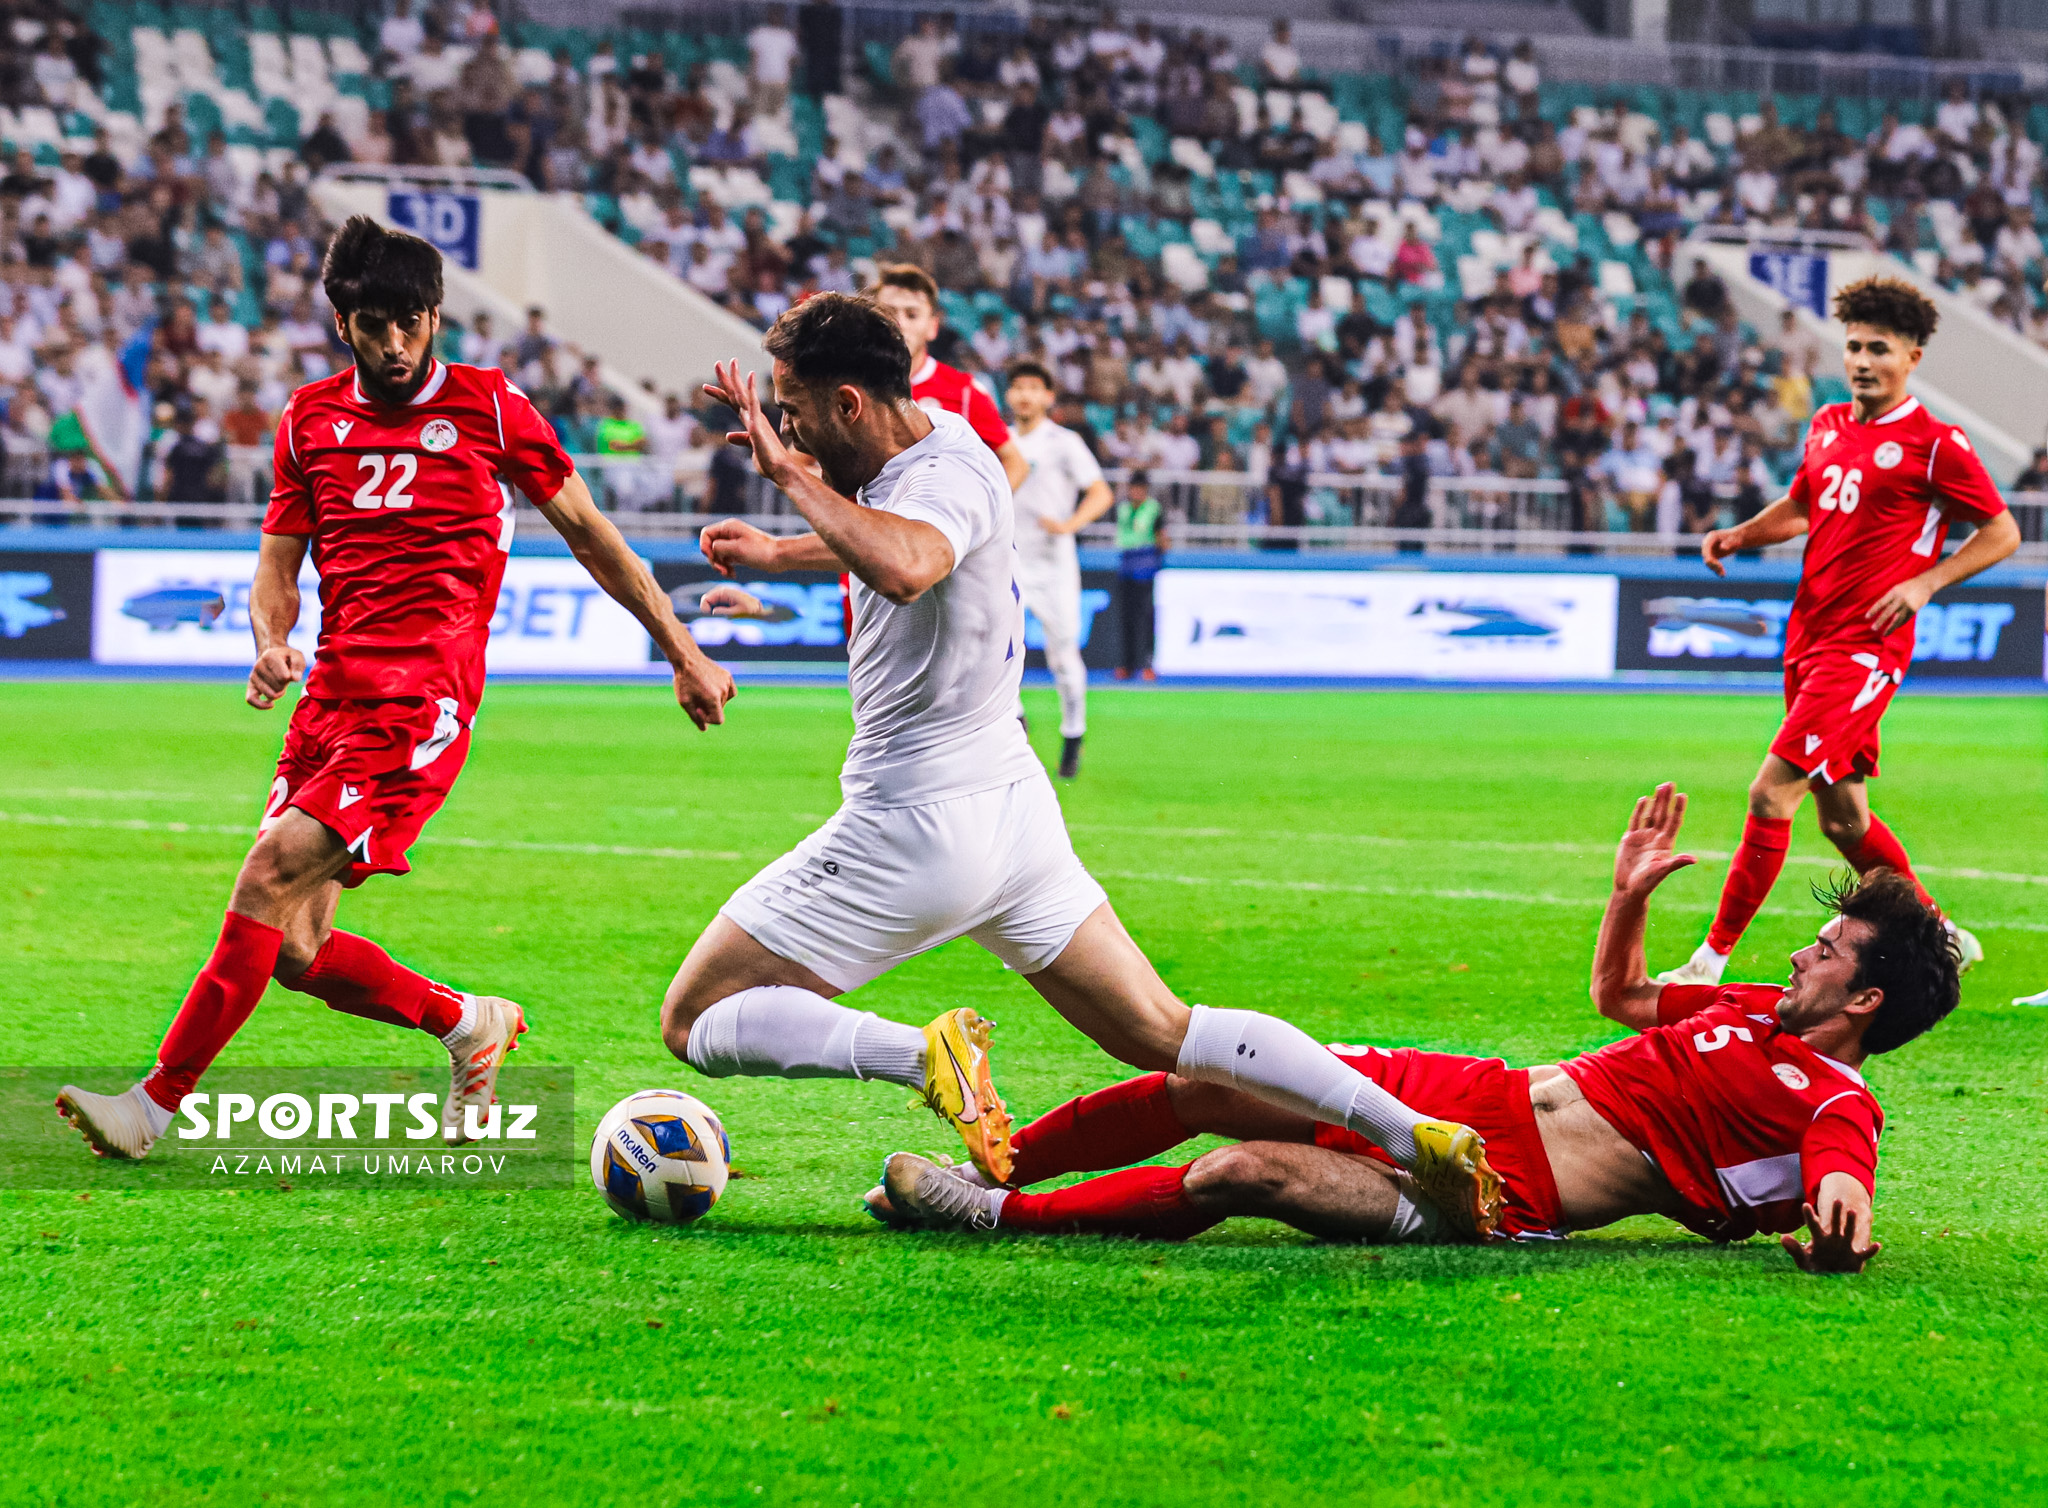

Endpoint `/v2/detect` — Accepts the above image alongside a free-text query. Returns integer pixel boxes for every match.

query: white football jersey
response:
[840,410,1040,808]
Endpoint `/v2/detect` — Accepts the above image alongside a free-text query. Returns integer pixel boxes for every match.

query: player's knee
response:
[1164,1073,1244,1133]
[1818,809,1867,851]
[1183,1144,1287,1211]
[660,988,705,1063]
[272,934,321,983]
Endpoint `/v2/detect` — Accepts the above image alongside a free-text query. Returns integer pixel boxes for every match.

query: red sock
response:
[291,931,466,1036]
[142,912,284,1112]
[1707,814,1793,955]
[1009,1072,1188,1187]
[997,1164,1221,1241]
[1845,816,1937,911]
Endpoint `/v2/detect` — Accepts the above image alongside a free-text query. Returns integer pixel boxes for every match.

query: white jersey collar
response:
[352,358,448,408]
[1811,1050,1867,1086]
[909,354,937,387]
[1866,395,1920,426]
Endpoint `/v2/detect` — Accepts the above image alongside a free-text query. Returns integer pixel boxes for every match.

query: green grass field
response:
[3,681,2046,1506]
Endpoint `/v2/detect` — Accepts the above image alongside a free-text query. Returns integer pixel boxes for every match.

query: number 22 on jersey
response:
[352,453,418,510]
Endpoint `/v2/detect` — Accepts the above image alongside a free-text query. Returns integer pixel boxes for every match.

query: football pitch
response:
[2,680,2045,1505]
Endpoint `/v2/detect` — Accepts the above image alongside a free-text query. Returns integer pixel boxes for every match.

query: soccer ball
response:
[590,1089,732,1225]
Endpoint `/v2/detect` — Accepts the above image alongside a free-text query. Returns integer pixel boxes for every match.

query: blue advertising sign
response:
[387,189,481,270]
[1748,249,1829,319]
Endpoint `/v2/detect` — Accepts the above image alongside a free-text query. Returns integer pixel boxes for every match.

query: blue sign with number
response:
[1748,250,1828,319]
[388,189,481,270]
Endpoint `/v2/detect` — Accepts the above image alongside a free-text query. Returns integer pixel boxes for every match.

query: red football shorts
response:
[262,695,472,887]
[1769,649,1905,784]
[1312,1046,1566,1241]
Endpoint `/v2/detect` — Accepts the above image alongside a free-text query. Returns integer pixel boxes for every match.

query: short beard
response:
[356,352,433,406]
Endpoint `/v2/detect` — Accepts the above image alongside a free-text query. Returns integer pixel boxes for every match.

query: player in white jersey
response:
[662,294,1506,1237]
[1006,361,1115,779]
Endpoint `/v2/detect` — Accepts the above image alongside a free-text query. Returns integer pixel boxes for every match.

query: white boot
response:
[1654,939,1731,987]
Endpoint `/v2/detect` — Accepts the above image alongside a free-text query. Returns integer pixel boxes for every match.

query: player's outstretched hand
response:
[246,645,305,710]
[1614,782,1696,897]
[1866,577,1933,636]
[698,517,782,578]
[702,360,791,485]
[1781,1199,1882,1274]
[699,584,773,619]
[1700,527,1741,578]
[671,654,736,731]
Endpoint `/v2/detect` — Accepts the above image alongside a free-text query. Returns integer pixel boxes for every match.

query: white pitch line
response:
[9,808,2048,932]
[0,810,756,863]
[1070,823,2048,888]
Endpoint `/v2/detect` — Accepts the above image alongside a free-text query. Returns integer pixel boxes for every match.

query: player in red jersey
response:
[55,217,735,1161]
[1659,277,2018,986]
[872,784,1959,1274]
[871,264,1029,490]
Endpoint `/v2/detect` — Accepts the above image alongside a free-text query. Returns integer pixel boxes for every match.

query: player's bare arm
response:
[536,470,735,729]
[246,531,309,710]
[1701,491,1807,577]
[704,358,955,603]
[1866,506,2020,633]
[994,436,1030,492]
[1042,478,1115,535]
[1590,782,1697,1030]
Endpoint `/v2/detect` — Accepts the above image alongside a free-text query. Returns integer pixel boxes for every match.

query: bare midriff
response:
[1525,1064,1679,1230]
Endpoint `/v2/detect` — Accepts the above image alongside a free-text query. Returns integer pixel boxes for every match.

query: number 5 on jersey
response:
[353,453,419,510]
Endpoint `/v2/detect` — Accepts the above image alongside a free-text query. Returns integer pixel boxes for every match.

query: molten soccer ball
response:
[590,1089,732,1225]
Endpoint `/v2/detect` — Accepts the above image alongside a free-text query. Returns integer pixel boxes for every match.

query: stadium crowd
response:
[10,1,2048,531]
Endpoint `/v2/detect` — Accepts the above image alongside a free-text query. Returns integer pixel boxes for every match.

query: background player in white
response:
[663,294,1505,1235]
[1005,360,1115,779]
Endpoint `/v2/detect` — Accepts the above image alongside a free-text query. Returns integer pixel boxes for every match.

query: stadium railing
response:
[12,488,2046,560]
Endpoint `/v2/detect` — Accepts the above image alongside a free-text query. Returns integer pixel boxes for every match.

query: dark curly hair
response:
[1813,868,1960,1054]
[761,293,914,401]
[1832,276,1939,347]
[322,215,443,318]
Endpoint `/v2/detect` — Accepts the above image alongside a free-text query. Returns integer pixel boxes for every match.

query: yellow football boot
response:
[1410,1120,1505,1241]
[918,1008,1013,1184]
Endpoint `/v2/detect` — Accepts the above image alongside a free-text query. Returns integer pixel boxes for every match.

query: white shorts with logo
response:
[719,772,1108,991]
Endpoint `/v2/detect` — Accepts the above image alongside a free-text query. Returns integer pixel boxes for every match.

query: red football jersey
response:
[264,360,575,704]
[1561,983,1885,1242]
[910,355,1011,450]
[1784,397,2006,665]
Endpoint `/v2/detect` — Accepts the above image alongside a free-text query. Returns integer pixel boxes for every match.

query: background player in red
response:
[871,264,1030,492]
[56,217,735,1161]
[872,784,1959,1275]
[1658,277,2018,986]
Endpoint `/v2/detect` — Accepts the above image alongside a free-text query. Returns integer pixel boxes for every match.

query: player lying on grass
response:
[1660,276,2016,988]
[872,784,1959,1273]
[662,292,1503,1236]
[55,217,735,1161]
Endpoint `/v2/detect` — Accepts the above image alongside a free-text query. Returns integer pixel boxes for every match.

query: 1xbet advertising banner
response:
[0,551,93,660]
[91,550,651,673]
[650,561,1124,669]
[1151,569,1619,680]
[1615,578,2045,680]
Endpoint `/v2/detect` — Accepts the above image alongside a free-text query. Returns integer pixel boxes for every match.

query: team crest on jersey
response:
[1874,441,1904,469]
[1772,1063,1810,1091]
[420,418,459,453]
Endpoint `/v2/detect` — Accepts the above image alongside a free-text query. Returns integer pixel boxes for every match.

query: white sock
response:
[130,1082,175,1138]
[1046,639,1088,738]
[1386,1184,1441,1245]
[439,995,478,1048]
[685,985,926,1087]
[1175,1004,1423,1166]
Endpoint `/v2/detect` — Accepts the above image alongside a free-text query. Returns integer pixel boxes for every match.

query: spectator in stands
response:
[798,0,844,97]
[1259,21,1301,89]
[380,0,427,67]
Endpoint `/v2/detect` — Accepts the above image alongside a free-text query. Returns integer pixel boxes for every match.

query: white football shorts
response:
[720,772,1107,992]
